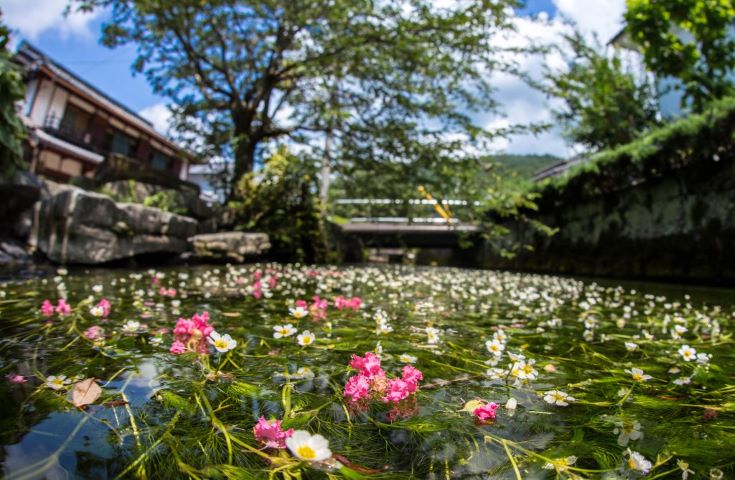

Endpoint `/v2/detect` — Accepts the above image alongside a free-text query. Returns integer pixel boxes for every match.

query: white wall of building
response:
[28,79,69,127]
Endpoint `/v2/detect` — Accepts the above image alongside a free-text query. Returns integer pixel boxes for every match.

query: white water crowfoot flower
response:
[122,320,141,334]
[673,376,691,385]
[426,327,441,345]
[208,331,237,352]
[285,430,332,462]
[543,390,575,406]
[297,330,316,346]
[90,305,105,317]
[273,324,297,339]
[625,449,652,475]
[485,339,504,356]
[678,344,696,361]
[677,459,695,480]
[399,353,417,363]
[289,306,309,319]
[613,419,643,446]
[46,375,70,390]
[625,368,652,382]
[543,456,577,472]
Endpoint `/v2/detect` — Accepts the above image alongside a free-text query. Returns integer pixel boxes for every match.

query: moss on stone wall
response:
[482,96,735,284]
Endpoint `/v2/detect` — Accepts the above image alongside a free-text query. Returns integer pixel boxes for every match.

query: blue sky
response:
[3,0,627,157]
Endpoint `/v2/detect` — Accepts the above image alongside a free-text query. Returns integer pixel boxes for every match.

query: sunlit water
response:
[0,264,733,479]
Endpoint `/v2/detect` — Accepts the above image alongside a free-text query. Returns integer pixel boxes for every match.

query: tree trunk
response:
[229,110,257,202]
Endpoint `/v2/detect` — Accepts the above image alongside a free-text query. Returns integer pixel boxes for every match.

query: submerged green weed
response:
[0,265,733,479]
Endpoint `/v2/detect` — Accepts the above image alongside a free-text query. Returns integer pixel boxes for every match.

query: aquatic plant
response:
[0,265,733,478]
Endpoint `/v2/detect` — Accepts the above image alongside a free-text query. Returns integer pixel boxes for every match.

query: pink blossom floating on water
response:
[309,296,328,321]
[159,287,177,297]
[349,352,384,379]
[334,296,362,311]
[170,312,214,355]
[41,299,72,317]
[344,352,423,419]
[84,325,104,341]
[253,416,294,449]
[473,402,499,422]
[6,373,27,384]
[41,300,54,317]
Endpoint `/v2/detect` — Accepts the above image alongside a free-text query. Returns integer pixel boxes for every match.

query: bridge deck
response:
[341,222,480,234]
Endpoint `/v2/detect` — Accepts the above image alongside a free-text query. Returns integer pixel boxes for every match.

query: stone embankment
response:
[1,173,269,265]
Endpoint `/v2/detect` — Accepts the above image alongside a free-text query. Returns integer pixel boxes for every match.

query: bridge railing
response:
[331,198,480,224]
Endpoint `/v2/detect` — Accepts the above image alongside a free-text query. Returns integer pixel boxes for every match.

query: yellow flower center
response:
[296,445,316,460]
[302,336,312,345]
[523,365,534,374]
[215,339,228,349]
[553,392,565,401]
[627,458,637,470]
[632,373,643,381]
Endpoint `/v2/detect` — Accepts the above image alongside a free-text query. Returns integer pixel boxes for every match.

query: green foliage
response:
[542,31,659,151]
[143,190,187,215]
[490,153,561,179]
[535,95,735,204]
[2,265,734,478]
[74,0,525,196]
[229,147,325,263]
[625,0,735,110]
[0,20,27,180]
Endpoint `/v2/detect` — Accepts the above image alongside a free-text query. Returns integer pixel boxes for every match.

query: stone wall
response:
[479,156,735,284]
[31,187,198,264]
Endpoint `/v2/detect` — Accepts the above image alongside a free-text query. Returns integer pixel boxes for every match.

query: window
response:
[149,149,172,171]
[59,103,91,143]
[107,129,139,158]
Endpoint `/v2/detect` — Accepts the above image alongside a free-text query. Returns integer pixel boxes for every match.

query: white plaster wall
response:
[29,79,69,127]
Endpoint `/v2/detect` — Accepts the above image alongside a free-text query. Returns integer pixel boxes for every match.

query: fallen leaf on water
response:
[222,312,241,317]
[103,399,128,408]
[71,378,102,408]
[461,398,487,413]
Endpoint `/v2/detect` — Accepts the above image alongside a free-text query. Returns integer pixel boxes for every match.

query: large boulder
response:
[31,187,198,264]
[101,180,214,220]
[189,232,270,263]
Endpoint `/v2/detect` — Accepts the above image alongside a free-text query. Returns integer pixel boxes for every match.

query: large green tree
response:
[0,17,26,180]
[625,0,735,110]
[542,31,659,151]
[75,0,523,197]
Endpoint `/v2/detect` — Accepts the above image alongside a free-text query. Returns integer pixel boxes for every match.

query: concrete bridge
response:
[333,198,480,249]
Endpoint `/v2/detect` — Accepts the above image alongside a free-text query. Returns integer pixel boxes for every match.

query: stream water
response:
[0,264,733,479]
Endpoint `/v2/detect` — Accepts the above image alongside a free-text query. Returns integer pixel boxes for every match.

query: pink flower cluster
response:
[473,402,499,422]
[253,416,294,448]
[251,270,278,299]
[170,312,213,355]
[6,373,26,384]
[84,325,104,341]
[97,298,111,317]
[313,297,327,320]
[41,299,72,317]
[334,296,362,311]
[344,352,423,410]
[159,287,177,297]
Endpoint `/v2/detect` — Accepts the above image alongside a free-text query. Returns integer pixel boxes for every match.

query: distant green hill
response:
[489,154,562,179]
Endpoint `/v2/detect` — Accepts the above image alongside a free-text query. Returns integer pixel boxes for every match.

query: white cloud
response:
[139,103,173,136]
[482,4,626,157]
[2,0,103,40]
[553,0,627,43]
